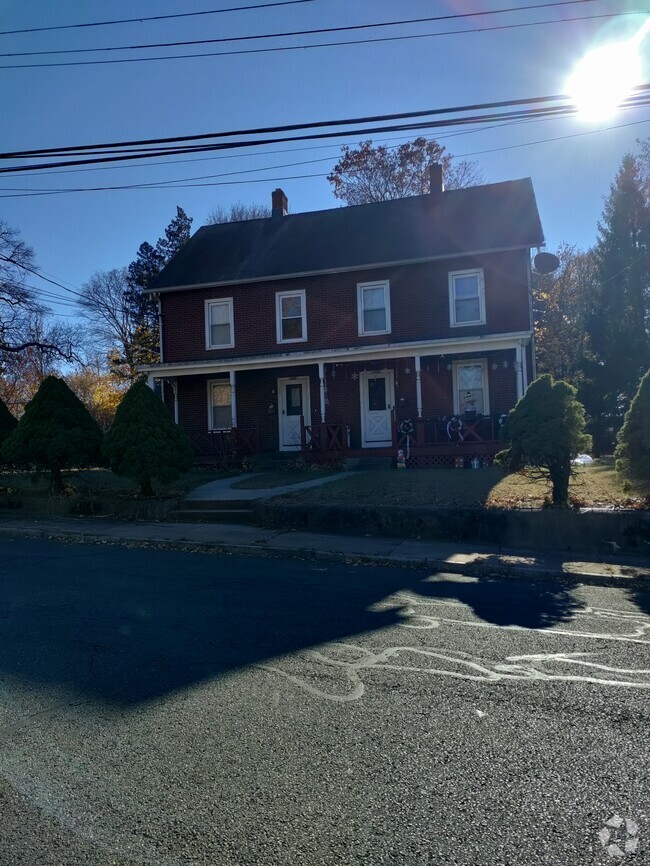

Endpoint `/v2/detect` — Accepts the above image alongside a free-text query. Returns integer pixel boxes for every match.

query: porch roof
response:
[142,331,531,378]
[148,179,544,293]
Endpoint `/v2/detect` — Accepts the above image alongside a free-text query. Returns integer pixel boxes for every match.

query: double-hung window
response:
[453,360,490,416]
[205,298,234,349]
[357,280,391,336]
[208,381,232,430]
[276,290,307,343]
[449,269,485,327]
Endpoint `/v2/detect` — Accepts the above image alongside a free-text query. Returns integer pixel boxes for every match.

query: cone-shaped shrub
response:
[615,369,650,480]
[0,396,18,461]
[496,374,591,507]
[103,379,193,496]
[2,376,103,492]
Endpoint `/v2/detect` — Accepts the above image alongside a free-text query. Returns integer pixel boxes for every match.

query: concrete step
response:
[168,508,256,524]
[179,498,256,510]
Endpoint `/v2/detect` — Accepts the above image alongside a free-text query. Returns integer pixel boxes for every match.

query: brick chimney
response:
[271,188,288,218]
[429,163,444,195]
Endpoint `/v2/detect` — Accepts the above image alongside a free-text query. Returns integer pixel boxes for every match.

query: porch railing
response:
[191,426,260,465]
[301,420,349,455]
[394,414,500,450]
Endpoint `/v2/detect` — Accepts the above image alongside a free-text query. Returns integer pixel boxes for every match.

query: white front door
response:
[360,370,394,448]
[278,376,311,451]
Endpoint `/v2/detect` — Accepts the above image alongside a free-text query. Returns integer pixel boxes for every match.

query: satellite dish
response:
[533,251,560,274]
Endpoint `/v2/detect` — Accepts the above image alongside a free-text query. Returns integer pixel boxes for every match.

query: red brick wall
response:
[161,250,531,363]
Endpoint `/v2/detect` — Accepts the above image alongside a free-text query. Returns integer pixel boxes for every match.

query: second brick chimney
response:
[271,188,288,218]
[429,163,444,195]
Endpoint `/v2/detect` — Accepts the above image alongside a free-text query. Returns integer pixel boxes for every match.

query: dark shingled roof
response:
[149,178,544,292]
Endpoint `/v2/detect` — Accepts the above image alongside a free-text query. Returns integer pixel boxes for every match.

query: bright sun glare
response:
[566,19,650,122]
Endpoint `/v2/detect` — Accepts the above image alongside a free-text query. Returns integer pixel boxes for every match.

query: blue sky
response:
[1,0,648,320]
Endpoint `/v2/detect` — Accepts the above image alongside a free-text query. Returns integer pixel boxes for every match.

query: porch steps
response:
[167,498,256,524]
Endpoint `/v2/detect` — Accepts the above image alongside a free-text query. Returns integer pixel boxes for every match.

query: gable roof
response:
[149,178,544,292]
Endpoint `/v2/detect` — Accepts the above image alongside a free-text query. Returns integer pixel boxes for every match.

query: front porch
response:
[147,333,532,468]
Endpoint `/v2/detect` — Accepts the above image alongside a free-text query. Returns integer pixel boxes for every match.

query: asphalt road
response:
[0,537,648,866]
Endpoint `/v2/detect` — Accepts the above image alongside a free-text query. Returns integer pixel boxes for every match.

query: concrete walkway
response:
[184,471,350,502]
[0,516,648,583]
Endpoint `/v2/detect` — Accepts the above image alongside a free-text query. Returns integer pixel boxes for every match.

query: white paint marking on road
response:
[474,709,487,718]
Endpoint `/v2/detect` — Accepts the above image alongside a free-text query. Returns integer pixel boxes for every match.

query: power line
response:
[0,253,85,298]
[0,92,594,161]
[0,1,598,58]
[2,114,648,199]
[0,9,640,71]
[0,0,315,37]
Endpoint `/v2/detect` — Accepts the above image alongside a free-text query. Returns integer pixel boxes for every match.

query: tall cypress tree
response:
[582,155,650,451]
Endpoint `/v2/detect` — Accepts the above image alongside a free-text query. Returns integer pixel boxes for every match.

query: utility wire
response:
[0,92,598,159]
[0,1,599,58]
[2,114,648,199]
[0,9,640,70]
[0,253,85,298]
[5,94,650,175]
[0,0,315,37]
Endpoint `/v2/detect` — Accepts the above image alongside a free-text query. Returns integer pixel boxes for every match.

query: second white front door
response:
[360,370,394,448]
[278,376,311,451]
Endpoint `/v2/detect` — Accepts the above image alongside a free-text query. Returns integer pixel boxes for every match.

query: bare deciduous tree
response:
[206,202,271,224]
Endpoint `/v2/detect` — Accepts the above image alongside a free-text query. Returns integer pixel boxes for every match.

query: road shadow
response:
[0,539,592,708]
[411,571,582,629]
[628,583,650,618]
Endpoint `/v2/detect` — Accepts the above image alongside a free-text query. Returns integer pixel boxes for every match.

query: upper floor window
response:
[205,298,234,349]
[276,290,307,343]
[357,280,391,336]
[449,269,485,327]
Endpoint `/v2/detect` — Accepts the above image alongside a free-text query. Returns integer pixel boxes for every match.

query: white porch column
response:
[414,355,423,419]
[229,370,238,428]
[170,379,179,425]
[146,375,155,390]
[515,346,524,400]
[318,362,326,422]
[521,342,529,392]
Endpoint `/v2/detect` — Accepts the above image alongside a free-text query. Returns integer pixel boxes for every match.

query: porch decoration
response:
[454,456,464,468]
[396,448,406,469]
[447,416,464,442]
[398,418,414,458]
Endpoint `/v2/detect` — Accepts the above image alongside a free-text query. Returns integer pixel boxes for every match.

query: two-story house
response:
[141,166,545,466]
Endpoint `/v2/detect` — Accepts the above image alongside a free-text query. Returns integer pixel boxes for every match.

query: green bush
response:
[0,396,17,462]
[496,374,591,507]
[615,369,650,480]
[2,377,103,492]
[103,379,193,496]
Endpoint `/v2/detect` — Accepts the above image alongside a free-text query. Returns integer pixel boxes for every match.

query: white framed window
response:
[205,298,234,349]
[453,360,490,416]
[448,269,486,327]
[276,289,307,343]
[357,280,391,336]
[207,380,233,430]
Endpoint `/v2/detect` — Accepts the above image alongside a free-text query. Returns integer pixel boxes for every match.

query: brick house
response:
[141,167,545,465]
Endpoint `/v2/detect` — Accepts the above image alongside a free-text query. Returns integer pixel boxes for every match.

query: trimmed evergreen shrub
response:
[0,396,17,461]
[615,369,650,480]
[496,374,591,507]
[103,379,193,496]
[2,376,103,492]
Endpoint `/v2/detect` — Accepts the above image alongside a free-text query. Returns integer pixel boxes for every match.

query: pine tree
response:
[103,379,193,496]
[582,154,650,451]
[2,376,103,492]
[615,369,650,479]
[496,375,591,507]
[123,207,193,370]
[0,395,17,460]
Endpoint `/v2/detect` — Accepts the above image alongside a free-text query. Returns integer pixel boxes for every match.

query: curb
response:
[1,525,648,587]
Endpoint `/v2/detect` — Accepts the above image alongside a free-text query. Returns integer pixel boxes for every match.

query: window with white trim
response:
[449,269,485,326]
[357,280,391,336]
[208,381,232,430]
[453,360,490,416]
[276,290,307,343]
[205,298,234,349]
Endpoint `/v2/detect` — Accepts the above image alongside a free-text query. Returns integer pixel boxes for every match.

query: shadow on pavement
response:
[0,538,621,708]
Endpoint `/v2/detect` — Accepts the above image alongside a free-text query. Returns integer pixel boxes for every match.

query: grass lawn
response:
[231,469,340,490]
[0,468,237,500]
[267,458,649,510]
